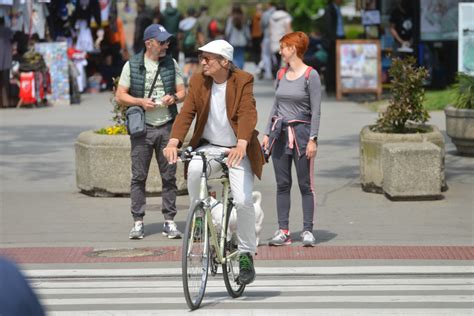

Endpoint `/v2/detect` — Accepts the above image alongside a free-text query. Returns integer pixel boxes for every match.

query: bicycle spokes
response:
[182,206,209,310]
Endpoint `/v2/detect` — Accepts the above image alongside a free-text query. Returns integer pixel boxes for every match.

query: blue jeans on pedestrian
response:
[233,46,246,69]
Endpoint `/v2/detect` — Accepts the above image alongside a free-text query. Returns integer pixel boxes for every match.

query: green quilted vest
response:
[129,51,178,119]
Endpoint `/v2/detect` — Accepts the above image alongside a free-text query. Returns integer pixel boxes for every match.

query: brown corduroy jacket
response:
[170,69,265,179]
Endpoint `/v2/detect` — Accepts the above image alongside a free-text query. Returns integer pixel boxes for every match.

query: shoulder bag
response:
[125,68,160,137]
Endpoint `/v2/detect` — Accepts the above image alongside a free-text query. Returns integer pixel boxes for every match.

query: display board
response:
[336,40,382,100]
[420,0,467,41]
[35,42,70,104]
[458,3,474,75]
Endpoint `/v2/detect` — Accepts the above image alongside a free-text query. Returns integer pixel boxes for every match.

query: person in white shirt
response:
[268,4,292,77]
[163,40,265,285]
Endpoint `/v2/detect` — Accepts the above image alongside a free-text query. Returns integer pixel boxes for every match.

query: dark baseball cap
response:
[143,24,172,42]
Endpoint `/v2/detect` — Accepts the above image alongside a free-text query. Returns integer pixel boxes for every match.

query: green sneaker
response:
[239,253,255,285]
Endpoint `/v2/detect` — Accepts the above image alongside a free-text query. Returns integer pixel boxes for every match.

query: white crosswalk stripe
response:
[27,266,473,316]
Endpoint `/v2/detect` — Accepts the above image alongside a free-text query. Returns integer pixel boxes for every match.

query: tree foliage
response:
[286,0,327,32]
[176,0,328,33]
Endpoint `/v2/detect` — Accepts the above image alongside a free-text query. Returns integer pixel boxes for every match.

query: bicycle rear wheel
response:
[222,200,245,297]
[182,204,209,310]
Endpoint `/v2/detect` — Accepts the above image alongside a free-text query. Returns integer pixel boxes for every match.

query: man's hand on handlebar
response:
[163,138,180,164]
[227,139,247,168]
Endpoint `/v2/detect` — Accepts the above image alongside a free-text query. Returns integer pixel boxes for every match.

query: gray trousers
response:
[130,122,177,221]
[271,134,316,232]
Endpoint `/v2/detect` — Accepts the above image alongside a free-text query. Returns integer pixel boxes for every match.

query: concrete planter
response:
[359,125,445,193]
[445,105,474,156]
[75,130,188,196]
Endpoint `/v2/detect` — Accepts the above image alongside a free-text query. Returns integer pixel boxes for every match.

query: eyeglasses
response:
[198,54,219,64]
[159,39,170,46]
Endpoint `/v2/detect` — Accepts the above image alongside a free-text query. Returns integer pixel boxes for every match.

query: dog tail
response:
[252,191,262,205]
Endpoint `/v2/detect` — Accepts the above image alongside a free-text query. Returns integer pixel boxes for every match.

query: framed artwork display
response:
[336,40,382,100]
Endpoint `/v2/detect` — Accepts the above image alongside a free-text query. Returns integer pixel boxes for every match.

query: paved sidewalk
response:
[0,74,473,266]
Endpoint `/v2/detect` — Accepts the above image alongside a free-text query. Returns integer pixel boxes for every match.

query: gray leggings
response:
[271,136,316,232]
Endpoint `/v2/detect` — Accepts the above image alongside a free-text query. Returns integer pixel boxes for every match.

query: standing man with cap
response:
[163,40,265,285]
[116,24,186,240]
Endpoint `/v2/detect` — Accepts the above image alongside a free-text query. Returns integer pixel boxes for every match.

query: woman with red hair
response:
[262,31,322,247]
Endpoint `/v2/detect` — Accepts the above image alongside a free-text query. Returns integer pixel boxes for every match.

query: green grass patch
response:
[365,88,456,112]
[423,88,456,111]
[344,24,364,39]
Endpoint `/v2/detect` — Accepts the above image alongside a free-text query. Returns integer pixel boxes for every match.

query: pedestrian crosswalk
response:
[28,267,473,315]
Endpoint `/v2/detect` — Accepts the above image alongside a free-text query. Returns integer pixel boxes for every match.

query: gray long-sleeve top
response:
[264,69,322,138]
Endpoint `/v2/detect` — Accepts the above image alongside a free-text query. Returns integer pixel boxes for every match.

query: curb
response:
[2,245,473,264]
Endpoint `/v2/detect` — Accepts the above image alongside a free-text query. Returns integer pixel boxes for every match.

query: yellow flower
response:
[96,124,128,135]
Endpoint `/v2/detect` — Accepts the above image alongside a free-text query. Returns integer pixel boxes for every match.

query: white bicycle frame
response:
[187,153,239,266]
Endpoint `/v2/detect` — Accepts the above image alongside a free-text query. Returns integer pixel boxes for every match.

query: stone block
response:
[382,142,442,200]
[75,130,189,196]
[359,125,446,193]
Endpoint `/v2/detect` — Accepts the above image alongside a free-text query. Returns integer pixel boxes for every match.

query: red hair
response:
[280,31,309,59]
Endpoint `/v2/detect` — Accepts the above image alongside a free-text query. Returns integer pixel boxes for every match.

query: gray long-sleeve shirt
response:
[265,69,322,138]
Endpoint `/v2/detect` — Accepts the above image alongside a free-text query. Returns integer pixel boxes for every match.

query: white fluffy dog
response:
[210,191,264,246]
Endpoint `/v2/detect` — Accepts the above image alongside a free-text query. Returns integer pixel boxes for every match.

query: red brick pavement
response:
[0,245,473,264]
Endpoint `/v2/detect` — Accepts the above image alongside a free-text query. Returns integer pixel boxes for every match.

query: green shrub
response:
[373,56,430,133]
[453,72,474,109]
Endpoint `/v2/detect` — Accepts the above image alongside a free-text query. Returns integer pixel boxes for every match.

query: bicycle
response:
[178,148,246,310]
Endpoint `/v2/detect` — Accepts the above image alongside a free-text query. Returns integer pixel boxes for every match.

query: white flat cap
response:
[198,40,234,61]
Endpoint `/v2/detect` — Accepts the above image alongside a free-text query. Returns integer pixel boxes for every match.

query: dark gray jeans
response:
[130,122,177,221]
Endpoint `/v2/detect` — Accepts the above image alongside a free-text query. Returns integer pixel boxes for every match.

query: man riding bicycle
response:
[163,40,265,285]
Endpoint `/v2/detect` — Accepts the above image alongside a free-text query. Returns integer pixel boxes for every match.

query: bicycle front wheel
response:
[222,201,245,297]
[182,204,209,310]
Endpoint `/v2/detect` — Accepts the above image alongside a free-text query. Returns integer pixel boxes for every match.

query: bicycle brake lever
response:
[181,146,193,160]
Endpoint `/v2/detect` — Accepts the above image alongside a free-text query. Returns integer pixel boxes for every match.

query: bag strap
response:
[147,67,160,98]
[276,66,314,92]
[275,66,288,91]
[304,66,313,82]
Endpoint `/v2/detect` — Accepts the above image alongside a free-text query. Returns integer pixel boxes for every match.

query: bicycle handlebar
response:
[177,147,229,162]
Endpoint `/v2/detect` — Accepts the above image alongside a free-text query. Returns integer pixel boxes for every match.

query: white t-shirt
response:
[201,81,237,147]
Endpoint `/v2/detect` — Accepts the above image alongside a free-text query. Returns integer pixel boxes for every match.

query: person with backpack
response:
[259,2,277,80]
[161,2,182,62]
[179,7,199,85]
[225,4,250,69]
[196,5,212,45]
[250,4,263,70]
[269,4,292,77]
[133,0,154,54]
[261,32,321,247]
